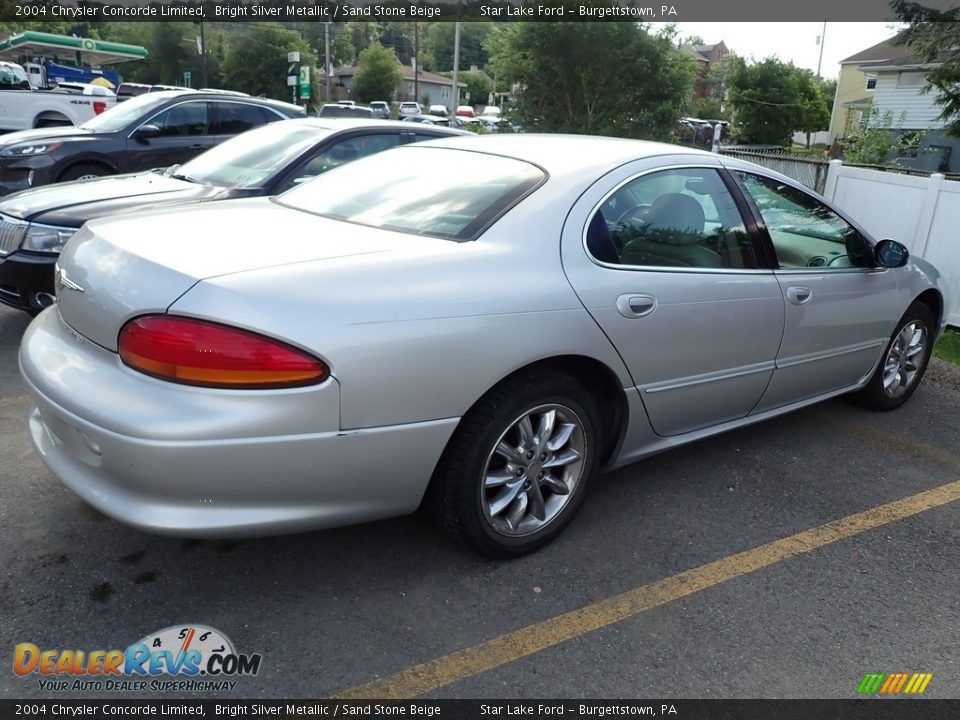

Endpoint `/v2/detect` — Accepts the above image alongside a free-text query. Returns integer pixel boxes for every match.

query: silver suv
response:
[369,101,390,119]
[398,101,421,118]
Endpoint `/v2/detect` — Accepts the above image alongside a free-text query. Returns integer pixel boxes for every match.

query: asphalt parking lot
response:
[1,301,958,700]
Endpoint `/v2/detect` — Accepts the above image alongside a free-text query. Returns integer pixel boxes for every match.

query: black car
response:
[0,118,467,313]
[0,91,304,196]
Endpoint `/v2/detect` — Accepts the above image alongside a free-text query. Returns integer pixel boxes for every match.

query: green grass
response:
[933,328,960,367]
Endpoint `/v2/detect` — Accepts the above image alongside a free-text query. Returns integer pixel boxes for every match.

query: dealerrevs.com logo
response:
[13,624,262,692]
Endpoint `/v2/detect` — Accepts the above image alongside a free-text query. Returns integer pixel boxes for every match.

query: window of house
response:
[896,71,925,88]
[865,77,877,90]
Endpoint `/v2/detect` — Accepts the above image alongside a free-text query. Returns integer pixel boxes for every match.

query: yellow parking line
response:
[335,477,960,699]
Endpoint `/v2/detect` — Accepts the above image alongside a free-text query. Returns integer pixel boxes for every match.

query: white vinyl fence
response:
[822,160,960,326]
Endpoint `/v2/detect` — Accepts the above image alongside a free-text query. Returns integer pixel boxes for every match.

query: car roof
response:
[279,117,469,135]
[141,90,302,112]
[406,134,717,177]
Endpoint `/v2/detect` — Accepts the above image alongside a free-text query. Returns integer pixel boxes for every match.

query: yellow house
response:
[828,38,906,145]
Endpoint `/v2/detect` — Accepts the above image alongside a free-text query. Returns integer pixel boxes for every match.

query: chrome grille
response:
[0,216,27,256]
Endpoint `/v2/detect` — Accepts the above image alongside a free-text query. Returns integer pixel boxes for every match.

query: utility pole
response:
[200,21,207,88]
[414,22,419,105]
[816,20,827,79]
[451,18,461,114]
[808,21,827,148]
[324,22,331,102]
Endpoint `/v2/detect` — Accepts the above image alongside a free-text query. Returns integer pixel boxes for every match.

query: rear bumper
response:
[20,308,459,537]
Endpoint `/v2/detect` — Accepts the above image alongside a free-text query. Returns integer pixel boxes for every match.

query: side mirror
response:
[875,239,910,268]
[133,124,161,142]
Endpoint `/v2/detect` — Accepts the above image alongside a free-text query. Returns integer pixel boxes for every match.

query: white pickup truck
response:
[0,61,116,133]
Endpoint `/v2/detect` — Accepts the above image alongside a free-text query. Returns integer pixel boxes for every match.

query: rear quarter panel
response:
[168,186,634,430]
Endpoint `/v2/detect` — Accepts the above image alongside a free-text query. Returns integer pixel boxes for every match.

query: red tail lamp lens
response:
[93,101,107,115]
[118,316,328,389]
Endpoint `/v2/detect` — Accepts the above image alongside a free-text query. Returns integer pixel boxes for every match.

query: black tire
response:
[855,301,935,411]
[430,370,603,558]
[58,164,109,183]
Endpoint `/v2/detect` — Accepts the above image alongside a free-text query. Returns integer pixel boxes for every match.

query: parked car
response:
[428,104,448,117]
[456,105,476,118]
[483,105,502,117]
[318,103,374,119]
[401,115,454,127]
[0,119,466,313]
[117,82,151,100]
[398,101,421,118]
[19,136,948,557]
[463,115,514,133]
[369,101,390,119]
[0,91,304,197]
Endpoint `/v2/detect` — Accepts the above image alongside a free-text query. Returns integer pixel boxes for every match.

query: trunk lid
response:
[55,197,440,351]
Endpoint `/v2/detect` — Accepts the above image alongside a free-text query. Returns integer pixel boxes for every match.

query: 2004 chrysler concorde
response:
[19,135,950,557]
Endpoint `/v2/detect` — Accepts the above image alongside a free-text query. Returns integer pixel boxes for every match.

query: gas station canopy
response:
[0,32,149,66]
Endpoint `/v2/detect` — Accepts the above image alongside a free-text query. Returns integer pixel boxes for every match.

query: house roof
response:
[839,37,910,65]
[334,63,466,87]
[680,42,727,63]
[859,54,949,72]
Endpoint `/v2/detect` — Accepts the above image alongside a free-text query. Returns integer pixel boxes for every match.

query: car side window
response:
[210,103,276,134]
[736,172,872,269]
[586,168,756,269]
[276,134,402,192]
[149,102,208,136]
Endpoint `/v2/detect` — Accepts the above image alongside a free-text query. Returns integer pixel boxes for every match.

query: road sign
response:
[287,51,300,63]
[299,66,310,100]
[183,70,191,87]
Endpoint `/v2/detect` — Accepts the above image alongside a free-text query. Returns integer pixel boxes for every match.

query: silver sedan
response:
[20,135,950,557]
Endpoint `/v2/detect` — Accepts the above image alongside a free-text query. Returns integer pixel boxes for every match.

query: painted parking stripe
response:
[335,476,960,699]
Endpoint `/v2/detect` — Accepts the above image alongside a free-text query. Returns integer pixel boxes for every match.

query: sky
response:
[661,22,903,79]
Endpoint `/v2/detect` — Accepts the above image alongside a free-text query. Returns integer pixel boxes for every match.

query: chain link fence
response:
[719,147,830,194]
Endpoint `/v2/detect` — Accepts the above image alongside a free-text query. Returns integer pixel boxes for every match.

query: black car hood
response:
[0,172,228,226]
[0,126,93,147]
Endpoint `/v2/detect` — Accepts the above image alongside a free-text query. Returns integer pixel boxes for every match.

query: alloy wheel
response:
[480,403,586,538]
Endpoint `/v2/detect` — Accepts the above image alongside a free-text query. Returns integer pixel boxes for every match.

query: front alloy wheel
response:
[856,300,934,411]
[882,320,927,399]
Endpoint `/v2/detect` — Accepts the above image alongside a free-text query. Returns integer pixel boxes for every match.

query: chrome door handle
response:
[616,294,657,318]
[787,286,813,305]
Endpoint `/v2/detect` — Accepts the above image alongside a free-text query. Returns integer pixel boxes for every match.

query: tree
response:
[222,25,315,101]
[352,43,402,103]
[727,58,830,144]
[421,21,494,71]
[892,0,960,136]
[459,70,493,108]
[486,18,696,140]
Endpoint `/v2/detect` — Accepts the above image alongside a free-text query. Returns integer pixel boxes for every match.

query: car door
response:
[730,170,902,412]
[561,158,785,437]
[127,100,213,171]
[273,131,403,192]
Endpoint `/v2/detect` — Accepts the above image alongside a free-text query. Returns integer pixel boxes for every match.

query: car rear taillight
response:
[93,101,107,115]
[118,316,328,389]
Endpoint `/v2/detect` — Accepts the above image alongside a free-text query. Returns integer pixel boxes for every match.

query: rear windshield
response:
[177,122,330,188]
[276,147,545,241]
